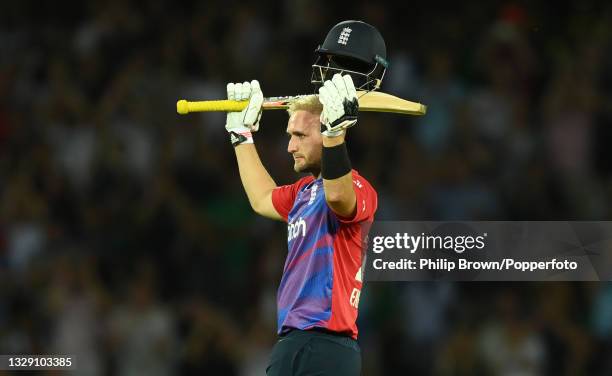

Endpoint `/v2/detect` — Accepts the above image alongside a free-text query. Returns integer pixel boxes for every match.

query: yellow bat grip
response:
[176,99,248,114]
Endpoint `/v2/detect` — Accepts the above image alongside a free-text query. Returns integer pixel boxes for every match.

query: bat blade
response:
[177,91,426,116]
[356,91,427,115]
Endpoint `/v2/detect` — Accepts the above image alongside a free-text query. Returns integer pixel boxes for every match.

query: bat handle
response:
[176,99,248,114]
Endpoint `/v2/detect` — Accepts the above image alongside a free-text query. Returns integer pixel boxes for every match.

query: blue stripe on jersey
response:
[277,245,333,301]
[277,266,333,329]
[277,179,339,334]
[278,307,289,329]
[296,257,333,300]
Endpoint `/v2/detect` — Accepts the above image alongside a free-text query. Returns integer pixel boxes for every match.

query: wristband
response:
[321,142,351,179]
[230,130,254,147]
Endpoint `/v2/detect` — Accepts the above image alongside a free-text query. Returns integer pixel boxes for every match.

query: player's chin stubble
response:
[293,161,306,173]
[294,160,320,175]
[293,156,306,172]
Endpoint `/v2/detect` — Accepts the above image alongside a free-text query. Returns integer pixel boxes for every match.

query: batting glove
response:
[225,80,263,146]
[318,74,359,137]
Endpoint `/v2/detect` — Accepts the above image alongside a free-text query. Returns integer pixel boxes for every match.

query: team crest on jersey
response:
[308,184,318,205]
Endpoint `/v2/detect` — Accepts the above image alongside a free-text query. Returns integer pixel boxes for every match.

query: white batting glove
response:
[225,80,264,146]
[318,74,359,137]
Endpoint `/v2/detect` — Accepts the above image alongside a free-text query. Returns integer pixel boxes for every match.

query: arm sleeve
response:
[271,177,312,222]
[336,173,378,225]
[271,185,295,222]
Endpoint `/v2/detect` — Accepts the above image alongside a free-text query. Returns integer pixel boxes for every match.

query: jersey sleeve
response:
[336,172,378,225]
[271,176,313,222]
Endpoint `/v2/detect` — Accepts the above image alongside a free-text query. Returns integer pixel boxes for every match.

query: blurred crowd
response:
[2,0,612,374]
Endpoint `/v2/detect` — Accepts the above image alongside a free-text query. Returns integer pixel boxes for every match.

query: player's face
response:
[286,111,322,174]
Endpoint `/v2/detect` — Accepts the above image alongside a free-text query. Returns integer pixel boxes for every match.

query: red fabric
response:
[271,175,314,222]
[335,172,378,224]
[327,171,377,339]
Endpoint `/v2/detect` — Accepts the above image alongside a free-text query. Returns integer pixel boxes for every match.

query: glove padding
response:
[318,74,359,137]
[225,80,263,133]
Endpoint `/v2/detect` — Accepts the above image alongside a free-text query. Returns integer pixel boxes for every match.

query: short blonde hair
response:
[287,95,323,117]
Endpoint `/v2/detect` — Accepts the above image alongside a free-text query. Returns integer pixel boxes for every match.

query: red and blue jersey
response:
[271,170,377,339]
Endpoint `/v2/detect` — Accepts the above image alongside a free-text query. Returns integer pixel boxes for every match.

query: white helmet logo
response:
[337,27,352,45]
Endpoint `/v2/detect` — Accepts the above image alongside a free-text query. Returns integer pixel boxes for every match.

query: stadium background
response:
[2,0,612,374]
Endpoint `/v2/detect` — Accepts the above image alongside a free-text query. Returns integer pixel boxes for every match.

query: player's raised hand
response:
[318,74,359,137]
[225,80,264,146]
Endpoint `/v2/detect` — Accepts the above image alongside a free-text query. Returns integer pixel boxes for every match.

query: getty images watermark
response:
[370,232,577,272]
[364,222,612,281]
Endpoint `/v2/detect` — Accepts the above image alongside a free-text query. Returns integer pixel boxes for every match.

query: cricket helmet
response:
[311,20,388,91]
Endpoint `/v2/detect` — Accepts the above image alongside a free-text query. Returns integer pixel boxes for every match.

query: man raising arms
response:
[226,20,386,376]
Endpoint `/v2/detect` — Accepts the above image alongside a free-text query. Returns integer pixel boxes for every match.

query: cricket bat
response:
[176,91,426,116]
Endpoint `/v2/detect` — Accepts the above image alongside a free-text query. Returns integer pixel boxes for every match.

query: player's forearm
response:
[234,143,277,212]
[321,134,356,217]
